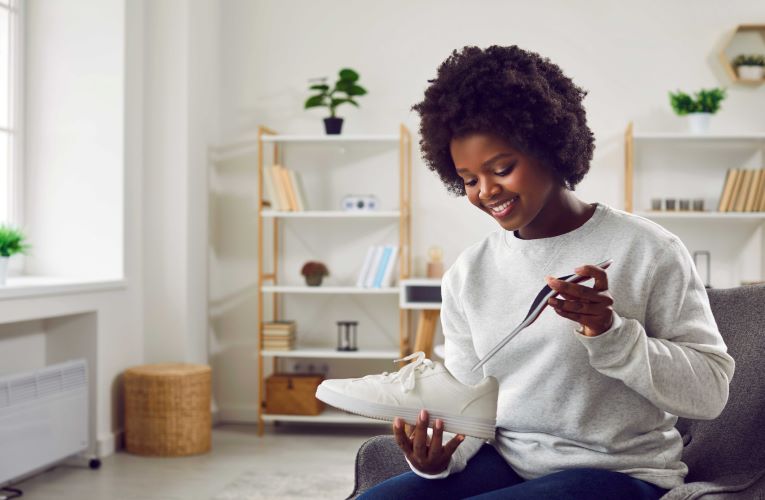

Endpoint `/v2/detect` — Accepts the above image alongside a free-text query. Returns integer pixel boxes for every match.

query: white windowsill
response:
[0,276,127,300]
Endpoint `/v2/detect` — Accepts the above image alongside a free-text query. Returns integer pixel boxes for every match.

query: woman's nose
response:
[478,180,501,200]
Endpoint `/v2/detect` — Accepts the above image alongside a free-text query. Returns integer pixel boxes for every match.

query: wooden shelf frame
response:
[624,122,765,213]
[719,24,765,86]
[255,124,413,435]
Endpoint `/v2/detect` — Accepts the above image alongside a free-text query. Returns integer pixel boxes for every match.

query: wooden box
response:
[265,373,325,415]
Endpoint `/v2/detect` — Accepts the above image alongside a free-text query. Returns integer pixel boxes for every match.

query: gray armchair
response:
[347,284,765,499]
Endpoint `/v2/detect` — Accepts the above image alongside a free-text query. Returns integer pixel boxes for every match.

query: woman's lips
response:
[488,197,518,219]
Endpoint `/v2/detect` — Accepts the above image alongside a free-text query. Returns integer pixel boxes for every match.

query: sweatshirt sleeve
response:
[574,236,735,420]
[403,267,488,479]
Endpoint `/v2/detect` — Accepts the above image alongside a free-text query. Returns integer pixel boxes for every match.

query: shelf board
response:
[261,285,399,294]
[262,407,388,425]
[260,134,399,143]
[632,132,765,141]
[261,348,400,359]
[261,210,401,218]
[636,211,765,220]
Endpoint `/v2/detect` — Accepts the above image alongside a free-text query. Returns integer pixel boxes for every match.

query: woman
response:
[358,45,734,500]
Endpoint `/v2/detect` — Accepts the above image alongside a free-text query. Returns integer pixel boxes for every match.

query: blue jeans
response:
[357,444,669,500]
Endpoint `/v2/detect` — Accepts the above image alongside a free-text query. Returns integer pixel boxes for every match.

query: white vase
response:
[687,112,712,134]
[0,256,8,286]
[737,65,764,81]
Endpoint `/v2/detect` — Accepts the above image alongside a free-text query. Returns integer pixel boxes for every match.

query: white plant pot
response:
[736,65,764,81]
[687,112,712,134]
[0,256,8,286]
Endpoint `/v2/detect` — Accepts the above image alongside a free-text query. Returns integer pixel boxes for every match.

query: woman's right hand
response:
[392,409,465,475]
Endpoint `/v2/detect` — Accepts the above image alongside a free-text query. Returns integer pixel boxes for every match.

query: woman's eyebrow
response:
[456,152,515,173]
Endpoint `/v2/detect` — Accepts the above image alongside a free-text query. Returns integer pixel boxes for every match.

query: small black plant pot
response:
[323,117,343,135]
[305,274,324,286]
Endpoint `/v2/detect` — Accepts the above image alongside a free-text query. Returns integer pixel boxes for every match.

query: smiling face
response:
[450,132,563,234]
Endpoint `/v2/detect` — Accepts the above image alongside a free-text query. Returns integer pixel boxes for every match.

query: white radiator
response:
[0,359,89,486]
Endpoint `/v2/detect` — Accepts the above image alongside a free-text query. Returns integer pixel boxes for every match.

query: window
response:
[0,0,20,225]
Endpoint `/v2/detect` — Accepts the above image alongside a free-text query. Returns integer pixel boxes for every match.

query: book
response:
[717,169,735,212]
[733,170,751,212]
[729,169,746,212]
[373,246,393,288]
[744,169,760,212]
[760,170,765,211]
[356,246,376,287]
[364,246,385,288]
[270,165,292,211]
[381,246,399,287]
[289,170,308,211]
[279,165,299,211]
[262,166,278,209]
[751,168,765,212]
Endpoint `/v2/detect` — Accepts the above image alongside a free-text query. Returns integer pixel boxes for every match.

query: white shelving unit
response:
[253,125,413,435]
[625,123,765,287]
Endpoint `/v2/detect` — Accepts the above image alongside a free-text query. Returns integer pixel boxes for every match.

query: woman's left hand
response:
[545,264,615,337]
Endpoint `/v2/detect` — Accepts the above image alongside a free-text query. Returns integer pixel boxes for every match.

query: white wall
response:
[212,0,765,420]
[141,0,217,365]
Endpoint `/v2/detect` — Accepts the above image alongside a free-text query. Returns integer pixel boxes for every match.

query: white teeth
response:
[489,197,518,213]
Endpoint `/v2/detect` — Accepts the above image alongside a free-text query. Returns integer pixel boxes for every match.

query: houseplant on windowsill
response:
[669,88,727,134]
[301,261,329,287]
[304,68,367,135]
[733,54,765,81]
[0,224,30,285]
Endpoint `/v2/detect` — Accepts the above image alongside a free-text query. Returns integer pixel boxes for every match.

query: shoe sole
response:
[315,383,496,440]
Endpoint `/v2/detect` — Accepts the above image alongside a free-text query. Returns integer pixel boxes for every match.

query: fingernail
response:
[420,409,427,420]
[394,418,400,429]
[435,419,442,429]
[458,435,465,441]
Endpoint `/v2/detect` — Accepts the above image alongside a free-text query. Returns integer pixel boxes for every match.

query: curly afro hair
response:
[410,45,594,196]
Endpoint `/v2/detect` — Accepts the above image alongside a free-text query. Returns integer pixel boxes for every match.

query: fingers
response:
[442,432,465,456]
[545,265,612,303]
[392,417,413,455]
[548,296,611,315]
[428,418,444,459]
[553,304,614,334]
[412,409,429,460]
[573,264,609,292]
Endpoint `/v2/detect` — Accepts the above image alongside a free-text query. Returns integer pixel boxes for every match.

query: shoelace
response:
[367,351,435,393]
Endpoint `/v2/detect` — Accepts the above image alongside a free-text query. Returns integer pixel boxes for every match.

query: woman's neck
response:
[515,190,595,240]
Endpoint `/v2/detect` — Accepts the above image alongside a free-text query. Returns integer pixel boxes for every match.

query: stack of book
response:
[356,244,399,288]
[718,168,765,212]
[262,321,297,350]
[263,164,308,211]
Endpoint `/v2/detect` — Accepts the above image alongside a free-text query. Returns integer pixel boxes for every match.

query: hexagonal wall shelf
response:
[719,24,765,85]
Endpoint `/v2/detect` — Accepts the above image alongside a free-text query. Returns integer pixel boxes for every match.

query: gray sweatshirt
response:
[406,202,735,490]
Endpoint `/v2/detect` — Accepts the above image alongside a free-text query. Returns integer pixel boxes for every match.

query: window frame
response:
[1,0,25,274]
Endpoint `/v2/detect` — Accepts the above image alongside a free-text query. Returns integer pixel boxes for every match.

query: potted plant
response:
[0,224,30,285]
[668,87,727,133]
[301,261,329,286]
[304,68,367,135]
[732,54,765,81]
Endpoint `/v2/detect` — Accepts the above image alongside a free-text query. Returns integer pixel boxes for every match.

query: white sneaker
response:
[315,351,498,439]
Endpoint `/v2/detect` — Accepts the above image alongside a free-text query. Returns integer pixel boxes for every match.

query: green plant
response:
[668,88,727,115]
[0,224,30,257]
[733,54,765,67]
[304,68,367,118]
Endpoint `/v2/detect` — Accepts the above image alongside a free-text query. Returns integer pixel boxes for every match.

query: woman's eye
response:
[464,179,477,186]
[496,165,514,176]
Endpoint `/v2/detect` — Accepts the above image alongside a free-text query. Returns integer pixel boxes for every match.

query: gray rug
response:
[213,470,354,500]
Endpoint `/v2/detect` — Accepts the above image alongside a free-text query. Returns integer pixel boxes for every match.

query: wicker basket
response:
[123,363,211,456]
